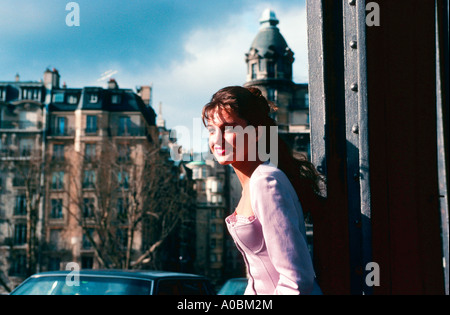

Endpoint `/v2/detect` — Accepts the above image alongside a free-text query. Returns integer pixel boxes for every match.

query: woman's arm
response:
[250,170,316,295]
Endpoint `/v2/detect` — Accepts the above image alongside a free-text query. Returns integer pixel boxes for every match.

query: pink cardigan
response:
[225,161,322,295]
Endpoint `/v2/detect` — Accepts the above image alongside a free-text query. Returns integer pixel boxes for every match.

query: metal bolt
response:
[350,40,358,49]
[352,124,359,134]
[351,83,358,92]
[348,0,356,5]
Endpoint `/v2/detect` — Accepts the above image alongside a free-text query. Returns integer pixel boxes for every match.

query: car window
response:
[156,279,209,295]
[11,276,152,295]
[218,278,248,295]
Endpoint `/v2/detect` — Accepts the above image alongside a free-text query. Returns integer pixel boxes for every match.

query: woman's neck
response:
[232,160,264,191]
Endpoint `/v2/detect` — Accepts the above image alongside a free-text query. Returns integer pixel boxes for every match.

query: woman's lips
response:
[214,146,226,156]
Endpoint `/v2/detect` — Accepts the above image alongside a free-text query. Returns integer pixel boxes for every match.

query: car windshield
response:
[218,278,248,295]
[11,276,152,295]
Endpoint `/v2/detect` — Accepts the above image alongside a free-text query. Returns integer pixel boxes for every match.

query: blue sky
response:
[0,0,308,151]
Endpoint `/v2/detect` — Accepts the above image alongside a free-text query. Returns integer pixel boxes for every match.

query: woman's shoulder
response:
[250,161,291,189]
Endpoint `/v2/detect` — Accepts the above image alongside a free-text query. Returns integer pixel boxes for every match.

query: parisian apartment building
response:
[0,69,197,292]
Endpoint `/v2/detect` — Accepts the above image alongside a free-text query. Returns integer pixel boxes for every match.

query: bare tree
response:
[11,149,44,277]
[0,145,44,292]
[64,137,193,270]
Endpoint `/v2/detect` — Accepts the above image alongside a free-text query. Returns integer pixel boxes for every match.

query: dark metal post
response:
[436,0,449,296]
[307,0,352,294]
[365,0,444,294]
[343,0,373,295]
[308,0,446,294]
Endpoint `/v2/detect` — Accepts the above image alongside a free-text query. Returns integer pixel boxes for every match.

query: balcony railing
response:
[109,126,147,137]
[0,121,42,130]
[47,127,75,137]
[0,147,42,159]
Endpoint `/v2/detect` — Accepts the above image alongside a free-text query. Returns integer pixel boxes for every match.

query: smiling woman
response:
[202,86,324,295]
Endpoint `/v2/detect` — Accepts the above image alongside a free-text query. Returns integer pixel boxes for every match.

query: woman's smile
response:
[214,145,226,156]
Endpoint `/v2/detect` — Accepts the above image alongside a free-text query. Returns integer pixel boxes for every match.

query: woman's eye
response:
[208,128,216,135]
[224,127,236,133]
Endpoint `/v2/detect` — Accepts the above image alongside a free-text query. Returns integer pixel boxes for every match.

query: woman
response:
[202,86,323,295]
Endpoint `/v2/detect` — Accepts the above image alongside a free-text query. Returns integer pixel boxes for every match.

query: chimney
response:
[15,73,20,82]
[43,68,60,89]
[137,85,152,106]
[107,78,119,89]
[157,102,166,128]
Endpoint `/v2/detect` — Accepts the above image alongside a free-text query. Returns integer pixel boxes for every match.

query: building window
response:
[305,93,309,108]
[251,63,257,80]
[83,170,96,189]
[54,116,67,135]
[51,171,64,190]
[53,144,65,161]
[67,95,78,104]
[85,115,97,134]
[47,257,61,271]
[111,94,121,104]
[267,61,275,78]
[117,143,130,162]
[89,94,98,103]
[53,93,65,103]
[19,138,33,157]
[50,199,63,219]
[210,253,221,263]
[23,88,40,100]
[49,229,62,249]
[81,256,94,269]
[82,229,94,249]
[83,198,95,218]
[13,173,26,187]
[117,171,129,189]
[9,254,26,276]
[14,224,27,245]
[117,198,128,219]
[267,88,276,101]
[14,195,27,216]
[84,143,96,162]
[210,223,222,234]
[118,116,131,136]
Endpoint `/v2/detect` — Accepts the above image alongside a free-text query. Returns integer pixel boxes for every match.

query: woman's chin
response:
[214,154,234,165]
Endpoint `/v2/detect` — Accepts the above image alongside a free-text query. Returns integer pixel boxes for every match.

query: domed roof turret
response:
[250,9,289,57]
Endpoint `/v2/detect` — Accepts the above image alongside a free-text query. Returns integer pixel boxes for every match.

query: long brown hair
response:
[202,86,325,214]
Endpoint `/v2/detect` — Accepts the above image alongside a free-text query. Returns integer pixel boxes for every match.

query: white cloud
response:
[78,2,308,152]
[146,3,307,151]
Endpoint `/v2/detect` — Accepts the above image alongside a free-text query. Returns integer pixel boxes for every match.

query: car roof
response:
[29,270,207,281]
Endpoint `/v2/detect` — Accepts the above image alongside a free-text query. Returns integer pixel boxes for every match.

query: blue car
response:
[10,270,216,295]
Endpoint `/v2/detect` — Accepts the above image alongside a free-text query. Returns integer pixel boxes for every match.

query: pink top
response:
[225,161,322,295]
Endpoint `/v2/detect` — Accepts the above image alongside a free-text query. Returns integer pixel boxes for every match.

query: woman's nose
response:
[210,129,223,146]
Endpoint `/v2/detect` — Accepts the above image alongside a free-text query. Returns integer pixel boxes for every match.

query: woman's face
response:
[207,108,253,165]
